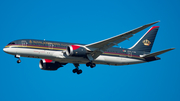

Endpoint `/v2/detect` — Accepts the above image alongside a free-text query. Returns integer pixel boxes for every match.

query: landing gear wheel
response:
[77,69,82,74]
[86,62,96,68]
[73,69,78,73]
[17,60,21,63]
[90,63,96,68]
[86,62,90,67]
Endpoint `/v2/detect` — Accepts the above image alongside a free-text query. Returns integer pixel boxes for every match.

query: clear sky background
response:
[0,0,180,101]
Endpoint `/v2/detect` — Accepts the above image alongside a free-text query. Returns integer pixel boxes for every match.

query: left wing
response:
[85,21,159,59]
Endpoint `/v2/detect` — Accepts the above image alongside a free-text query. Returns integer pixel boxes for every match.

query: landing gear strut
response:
[72,63,82,74]
[15,55,21,63]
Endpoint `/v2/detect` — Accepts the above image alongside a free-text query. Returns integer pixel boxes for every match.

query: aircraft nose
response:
[3,47,16,54]
[3,48,7,52]
[3,47,11,53]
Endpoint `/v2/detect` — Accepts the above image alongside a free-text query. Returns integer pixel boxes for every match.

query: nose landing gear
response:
[15,55,21,63]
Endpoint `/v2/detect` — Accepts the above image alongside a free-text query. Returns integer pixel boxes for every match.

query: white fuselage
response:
[3,46,145,66]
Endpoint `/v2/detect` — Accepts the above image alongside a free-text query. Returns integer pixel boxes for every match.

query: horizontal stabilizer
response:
[141,48,175,58]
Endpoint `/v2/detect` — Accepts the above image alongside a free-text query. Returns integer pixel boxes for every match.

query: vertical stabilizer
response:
[129,26,159,53]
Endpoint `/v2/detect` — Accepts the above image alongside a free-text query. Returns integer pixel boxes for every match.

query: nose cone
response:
[3,46,17,55]
[3,47,16,54]
[3,48,6,52]
[3,48,8,53]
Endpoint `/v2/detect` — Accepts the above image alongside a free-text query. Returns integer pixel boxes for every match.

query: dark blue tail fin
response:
[129,26,159,53]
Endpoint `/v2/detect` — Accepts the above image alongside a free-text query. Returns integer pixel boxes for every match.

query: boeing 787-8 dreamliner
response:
[3,21,174,74]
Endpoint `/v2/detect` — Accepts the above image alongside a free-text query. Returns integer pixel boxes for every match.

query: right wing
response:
[85,21,160,59]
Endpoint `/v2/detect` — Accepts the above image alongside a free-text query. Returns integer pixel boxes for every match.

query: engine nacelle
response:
[39,59,63,71]
[66,45,87,57]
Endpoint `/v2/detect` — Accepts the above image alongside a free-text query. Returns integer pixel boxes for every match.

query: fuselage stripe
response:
[5,44,143,59]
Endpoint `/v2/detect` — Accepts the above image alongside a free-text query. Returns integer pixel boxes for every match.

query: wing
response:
[85,21,159,59]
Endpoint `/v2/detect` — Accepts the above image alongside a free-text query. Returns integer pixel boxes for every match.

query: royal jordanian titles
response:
[3,21,175,74]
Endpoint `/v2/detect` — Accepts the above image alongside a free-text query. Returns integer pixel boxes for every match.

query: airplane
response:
[3,21,175,74]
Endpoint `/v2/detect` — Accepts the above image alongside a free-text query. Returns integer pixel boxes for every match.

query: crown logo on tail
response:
[143,39,151,46]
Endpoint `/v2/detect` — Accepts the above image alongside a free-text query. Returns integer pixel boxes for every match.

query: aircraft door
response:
[128,51,132,57]
[48,43,53,49]
[21,40,27,47]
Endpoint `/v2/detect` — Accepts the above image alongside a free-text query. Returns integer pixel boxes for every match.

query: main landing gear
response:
[72,63,82,75]
[72,62,96,75]
[72,55,96,74]
[86,54,96,68]
[86,62,96,68]
[15,55,21,63]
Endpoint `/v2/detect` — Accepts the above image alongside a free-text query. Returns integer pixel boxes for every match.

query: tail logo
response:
[143,39,151,46]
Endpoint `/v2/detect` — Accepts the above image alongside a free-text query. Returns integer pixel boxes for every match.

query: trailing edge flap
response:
[141,48,175,58]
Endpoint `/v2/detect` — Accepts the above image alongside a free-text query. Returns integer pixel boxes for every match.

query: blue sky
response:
[0,0,180,101]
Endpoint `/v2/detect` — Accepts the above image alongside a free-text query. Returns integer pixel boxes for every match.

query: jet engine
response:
[66,45,87,57]
[39,59,65,70]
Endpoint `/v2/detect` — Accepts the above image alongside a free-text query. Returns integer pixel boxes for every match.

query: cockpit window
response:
[8,42,15,45]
